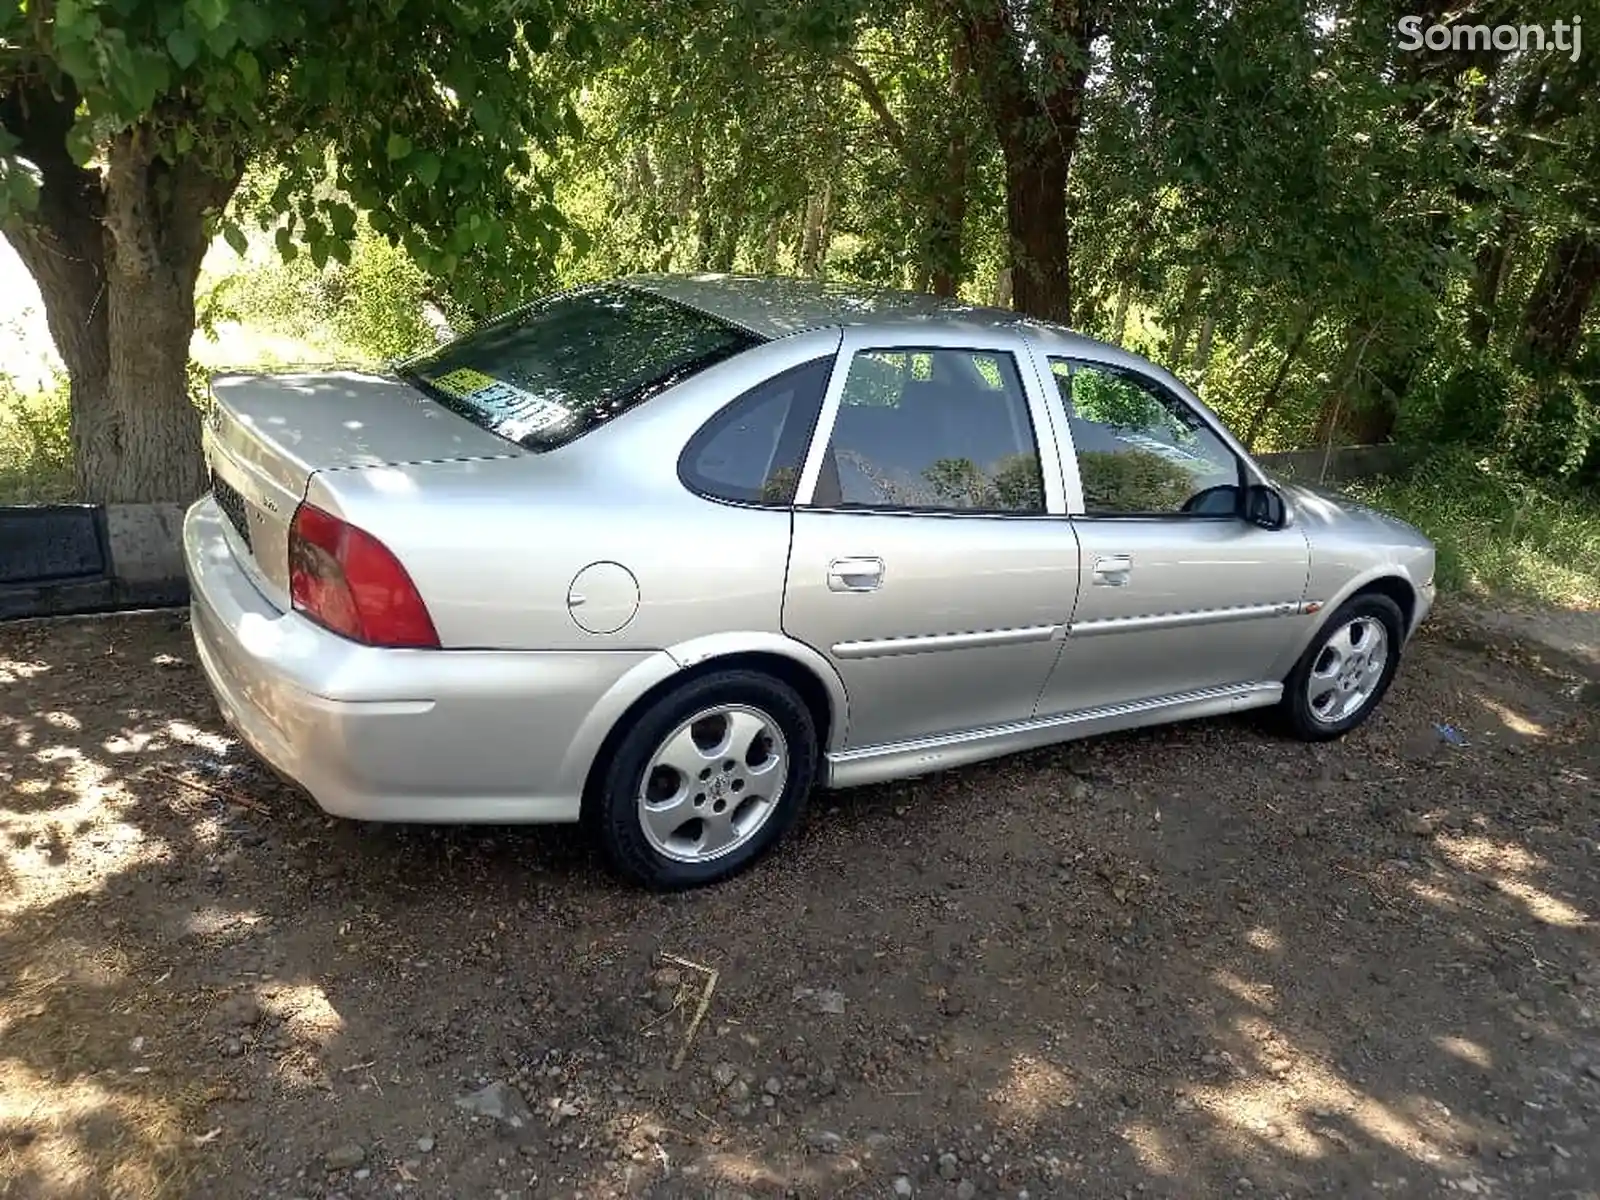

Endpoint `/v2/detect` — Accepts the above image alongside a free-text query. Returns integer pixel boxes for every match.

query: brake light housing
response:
[287,503,440,649]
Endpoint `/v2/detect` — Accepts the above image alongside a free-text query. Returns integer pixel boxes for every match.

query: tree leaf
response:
[222,222,248,255]
[386,132,412,161]
[166,26,200,68]
[412,152,441,188]
[189,0,230,33]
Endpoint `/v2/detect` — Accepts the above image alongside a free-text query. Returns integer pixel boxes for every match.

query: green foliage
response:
[1398,352,1513,449]
[0,373,74,504]
[1353,450,1600,609]
[1509,380,1600,481]
[920,454,1042,511]
[1078,449,1195,514]
[1070,367,1166,431]
[198,213,435,364]
[1,0,592,299]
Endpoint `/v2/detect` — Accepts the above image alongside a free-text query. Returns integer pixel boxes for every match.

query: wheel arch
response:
[1273,569,1418,680]
[571,634,848,813]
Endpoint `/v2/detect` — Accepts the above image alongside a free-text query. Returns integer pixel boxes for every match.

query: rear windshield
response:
[398,285,762,450]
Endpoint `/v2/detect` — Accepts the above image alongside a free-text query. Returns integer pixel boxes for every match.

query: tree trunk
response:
[1001,145,1072,321]
[759,219,781,274]
[1236,308,1266,362]
[800,189,826,277]
[1110,279,1131,344]
[3,93,237,503]
[957,0,1098,325]
[815,181,835,276]
[1518,229,1600,369]
[1311,323,1383,445]
[1166,261,1205,369]
[1191,310,1216,386]
[1244,315,1314,450]
[923,37,970,298]
[688,155,713,271]
[991,266,1013,309]
[1466,210,1519,348]
[710,195,743,272]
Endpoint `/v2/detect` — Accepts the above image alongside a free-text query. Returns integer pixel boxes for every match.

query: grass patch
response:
[1349,450,1600,610]
[0,374,72,505]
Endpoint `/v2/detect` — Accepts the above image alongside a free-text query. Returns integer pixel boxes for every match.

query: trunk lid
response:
[203,370,523,610]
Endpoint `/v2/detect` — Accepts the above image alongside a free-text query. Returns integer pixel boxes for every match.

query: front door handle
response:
[828,557,885,592]
[1092,554,1133,586]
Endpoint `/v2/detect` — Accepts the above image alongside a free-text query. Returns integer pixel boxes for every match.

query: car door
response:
[781,328,1081,751]
[1034,353,1311,716]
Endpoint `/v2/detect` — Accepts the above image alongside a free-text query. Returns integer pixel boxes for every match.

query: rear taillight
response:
[287,503,440,649]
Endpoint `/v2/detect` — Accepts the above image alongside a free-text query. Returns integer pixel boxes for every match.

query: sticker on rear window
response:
[429,367,500,398]
[426,367,574,439]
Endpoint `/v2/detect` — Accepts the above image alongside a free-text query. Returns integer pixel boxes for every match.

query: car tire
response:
[587,669,818,889]
[1278,592,1405,741]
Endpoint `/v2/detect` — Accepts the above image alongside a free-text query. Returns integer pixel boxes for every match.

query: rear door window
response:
[809,348,1045,513]
[399,286,761,451]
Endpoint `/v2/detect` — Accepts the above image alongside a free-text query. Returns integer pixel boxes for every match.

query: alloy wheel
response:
[637,704,789,864]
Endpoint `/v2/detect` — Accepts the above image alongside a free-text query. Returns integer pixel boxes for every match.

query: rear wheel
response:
[588,670,817,889]
[1279,593,1404,740]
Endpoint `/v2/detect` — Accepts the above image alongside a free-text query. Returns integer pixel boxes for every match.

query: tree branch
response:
[834,55,904,150]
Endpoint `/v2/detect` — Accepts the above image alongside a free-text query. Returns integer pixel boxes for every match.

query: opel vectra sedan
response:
[185,274,1435,888]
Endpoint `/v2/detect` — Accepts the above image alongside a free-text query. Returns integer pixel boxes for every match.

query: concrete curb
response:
[1,502,189,620]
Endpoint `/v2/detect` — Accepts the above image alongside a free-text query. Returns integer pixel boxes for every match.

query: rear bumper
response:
[184,496,665,823]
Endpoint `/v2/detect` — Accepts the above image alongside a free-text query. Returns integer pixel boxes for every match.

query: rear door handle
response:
[828,557,885,592]
[1092,554,1133,586]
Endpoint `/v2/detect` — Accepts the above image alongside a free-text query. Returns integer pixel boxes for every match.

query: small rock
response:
[650,988,677,1014]
[893,1177,914,1198]
[763,1076,783,1096]
[727,1078,751,1103]
[416,1136,435,1154]
[1587,1064,1600,1082]
[938,1152,961,1180]
[956,1182,977,1200]
[218,993,262,1028]
[712,1062,739,1088]
[1404,813,1438,837]
[324,1142,364,1172]
[793,987,847,1016]
[652,966,683,990]
[807,1130,843,1153]
[220,1037,244,1058]
[353,1168,370,1181]
[453,1081,533,1128]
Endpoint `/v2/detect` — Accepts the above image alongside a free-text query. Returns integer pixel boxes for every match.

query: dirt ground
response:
[2,604,1598,1200]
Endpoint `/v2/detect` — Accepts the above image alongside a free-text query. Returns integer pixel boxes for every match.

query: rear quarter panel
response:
[304,328,845,654]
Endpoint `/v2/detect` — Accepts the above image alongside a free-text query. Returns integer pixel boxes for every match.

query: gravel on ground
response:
[2,603,1597,1199]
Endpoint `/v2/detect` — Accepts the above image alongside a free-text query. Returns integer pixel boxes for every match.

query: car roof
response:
[620,271,1150,372]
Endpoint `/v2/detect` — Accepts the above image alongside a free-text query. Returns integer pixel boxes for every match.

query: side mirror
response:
[1244,483,1288,530]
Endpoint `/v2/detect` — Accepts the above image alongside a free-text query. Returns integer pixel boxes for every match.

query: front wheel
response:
[1278,593,1405,741]
[587,670,817,889]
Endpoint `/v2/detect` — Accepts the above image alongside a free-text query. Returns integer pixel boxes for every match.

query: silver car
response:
[185,274,1436,887]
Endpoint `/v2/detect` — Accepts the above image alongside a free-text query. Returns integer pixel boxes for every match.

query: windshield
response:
[398,285,762,450]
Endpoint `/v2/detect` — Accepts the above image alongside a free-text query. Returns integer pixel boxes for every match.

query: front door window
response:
[1049,360,1241,517]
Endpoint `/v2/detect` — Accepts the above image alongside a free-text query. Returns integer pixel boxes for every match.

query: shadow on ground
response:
[2,605,1597,1199]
